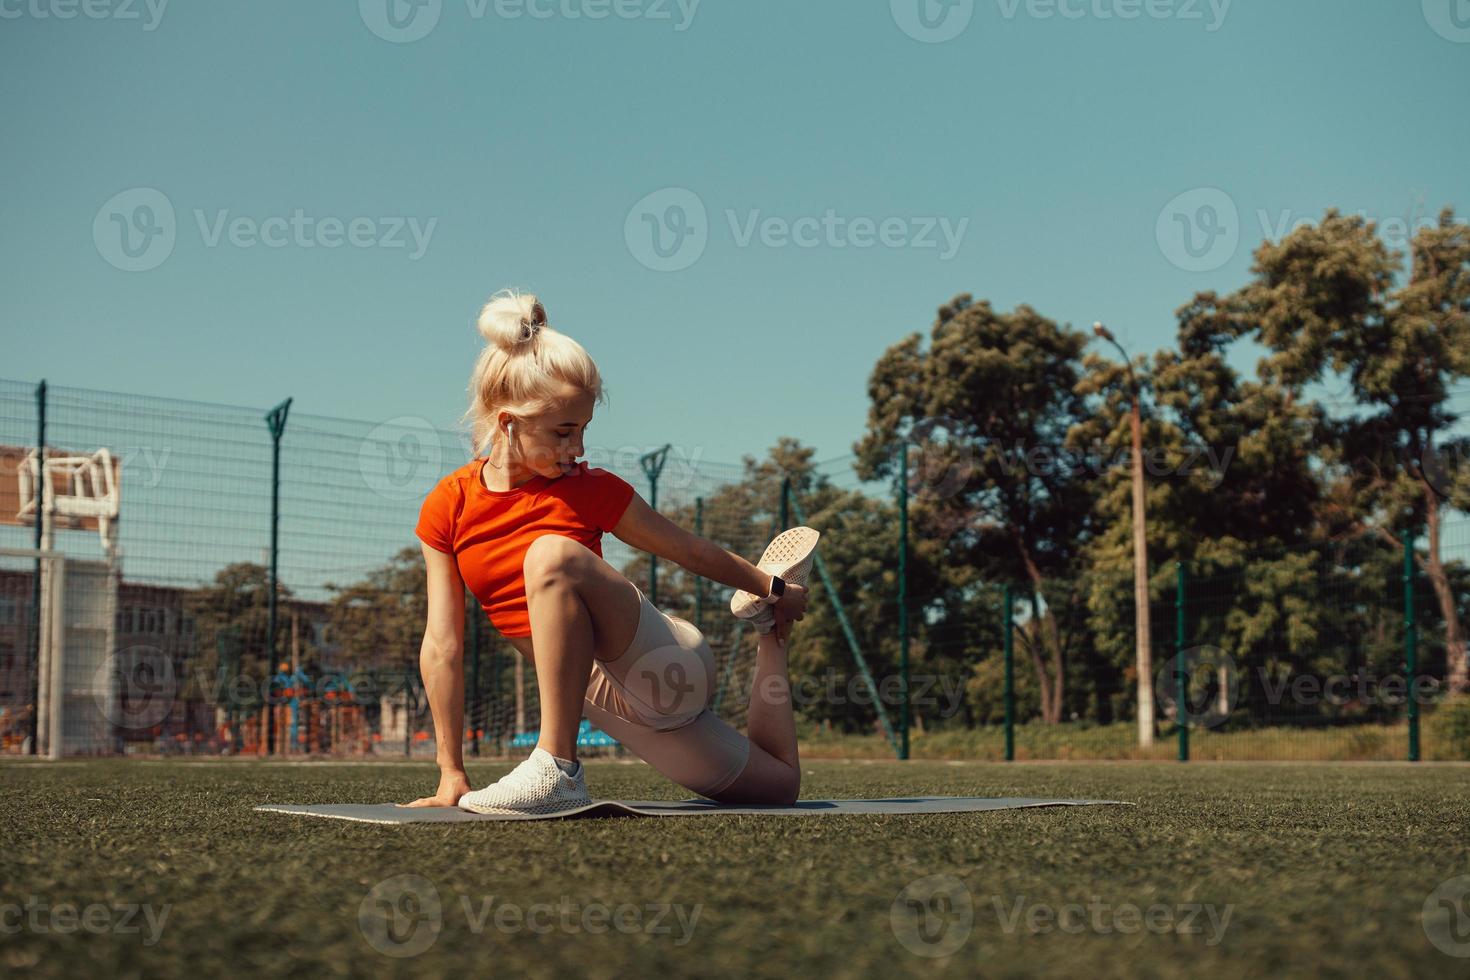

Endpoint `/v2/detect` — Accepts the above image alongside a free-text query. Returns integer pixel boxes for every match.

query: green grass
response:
[797,716,1470,761]
[2,759,1468,978]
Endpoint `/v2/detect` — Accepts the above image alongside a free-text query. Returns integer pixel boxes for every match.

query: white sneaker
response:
[730,526,821,635]
[457,747,591,815]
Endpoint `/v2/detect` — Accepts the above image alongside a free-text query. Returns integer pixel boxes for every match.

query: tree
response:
[1237,208,1470,692]
[854,294,1097,722]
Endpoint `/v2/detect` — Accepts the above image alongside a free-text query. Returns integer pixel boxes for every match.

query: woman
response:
[404,289,818,814]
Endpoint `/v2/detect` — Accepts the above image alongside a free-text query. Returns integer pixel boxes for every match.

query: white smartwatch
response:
[759,575,786,605]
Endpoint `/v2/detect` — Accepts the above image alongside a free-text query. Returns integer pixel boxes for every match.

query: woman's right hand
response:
[401,769,472,808]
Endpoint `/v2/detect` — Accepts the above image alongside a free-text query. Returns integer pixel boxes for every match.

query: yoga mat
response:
[254,796,1132,824]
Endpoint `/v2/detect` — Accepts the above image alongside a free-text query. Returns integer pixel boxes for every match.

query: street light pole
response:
[1094,323,1154,749]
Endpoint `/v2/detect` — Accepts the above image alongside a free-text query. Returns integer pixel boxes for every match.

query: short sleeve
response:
[415,476,460,554]
[585,467,636,532]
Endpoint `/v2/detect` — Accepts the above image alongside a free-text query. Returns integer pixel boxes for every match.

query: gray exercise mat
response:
[254,796,1132,824]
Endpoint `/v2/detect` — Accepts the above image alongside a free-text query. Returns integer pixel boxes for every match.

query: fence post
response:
[780,476,790,530]
[694,497,704,630]
[469,589,481,757]
[1403,529,1419,763]
[25,380,46,755]
[898,444,910,761]
[1003,584,1014,762]
[639,445,671,605]
[263,397,292,757]
[1176,560,1188,763]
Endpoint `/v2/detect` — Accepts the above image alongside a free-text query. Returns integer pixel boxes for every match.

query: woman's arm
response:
[402,543,472,807]
[610,492,787,597]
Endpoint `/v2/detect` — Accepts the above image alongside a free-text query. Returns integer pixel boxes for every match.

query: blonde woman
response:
[405,290,819,814]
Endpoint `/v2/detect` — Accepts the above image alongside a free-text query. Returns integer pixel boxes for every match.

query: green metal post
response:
[469,589,481,757]
[780,476,790,531]
[490,635,501,755]
[1176,560,1188,763]
[694,497,704,630]
[26,380,45,754]
[1003,585,1014,762]
[898,445,910,760]
[639,445,671,605]
[263,398,292,756]
[1404,529,1419,762]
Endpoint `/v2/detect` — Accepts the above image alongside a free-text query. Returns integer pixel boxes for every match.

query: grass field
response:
[3,759,1468,978]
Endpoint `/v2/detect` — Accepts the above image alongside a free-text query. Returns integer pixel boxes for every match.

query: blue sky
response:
[3,0,1468,475]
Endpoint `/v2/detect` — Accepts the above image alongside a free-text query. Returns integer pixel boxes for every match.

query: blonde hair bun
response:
[477,289,547,353]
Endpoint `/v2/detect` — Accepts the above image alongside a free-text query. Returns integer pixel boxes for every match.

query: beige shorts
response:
[582,582,751,798]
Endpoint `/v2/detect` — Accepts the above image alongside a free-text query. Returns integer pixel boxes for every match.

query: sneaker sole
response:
[457,795,591,816]
[730,525,820,619]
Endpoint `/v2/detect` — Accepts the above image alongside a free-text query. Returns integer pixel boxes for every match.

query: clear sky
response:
[3,0,1467,473]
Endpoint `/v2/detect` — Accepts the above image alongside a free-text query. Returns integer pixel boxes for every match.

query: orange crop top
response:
[415,458,637,637]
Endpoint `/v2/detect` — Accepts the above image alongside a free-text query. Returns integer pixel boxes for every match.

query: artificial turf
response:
[2,759,1467,978]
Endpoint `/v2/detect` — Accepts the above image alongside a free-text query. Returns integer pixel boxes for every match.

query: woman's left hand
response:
[773,583,808,646]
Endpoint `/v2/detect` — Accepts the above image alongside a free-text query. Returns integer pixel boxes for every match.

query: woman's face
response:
[503,386,595,480]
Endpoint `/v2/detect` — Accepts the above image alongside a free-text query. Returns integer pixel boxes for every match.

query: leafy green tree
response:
[854,294,1096,722]
[1237,208,1470,692]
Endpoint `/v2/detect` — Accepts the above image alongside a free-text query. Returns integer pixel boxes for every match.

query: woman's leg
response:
[705,630,800,804]
[521,534,642,761]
